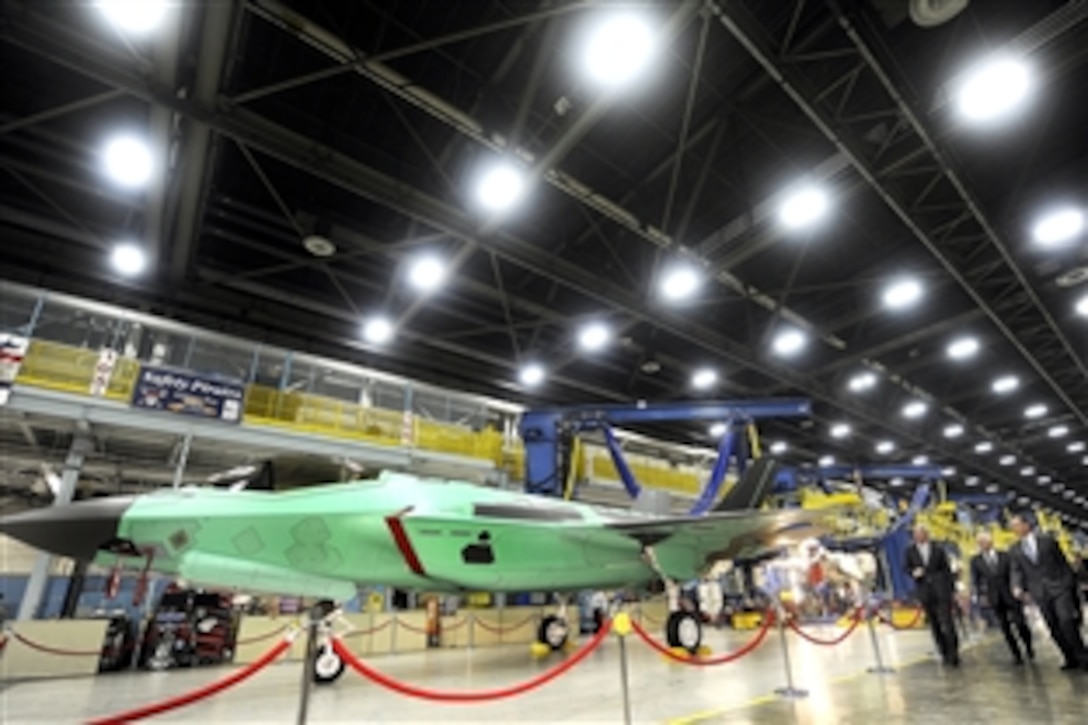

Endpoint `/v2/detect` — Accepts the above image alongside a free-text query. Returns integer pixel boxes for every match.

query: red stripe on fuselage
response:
[385,508,426,576]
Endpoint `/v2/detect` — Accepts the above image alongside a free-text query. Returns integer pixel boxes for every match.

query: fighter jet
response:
[1,459,822,682]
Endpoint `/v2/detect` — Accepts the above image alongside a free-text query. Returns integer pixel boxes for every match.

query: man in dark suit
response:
[970,531,1033,664]
[905,525,960,666]
[1008,513,1088,671]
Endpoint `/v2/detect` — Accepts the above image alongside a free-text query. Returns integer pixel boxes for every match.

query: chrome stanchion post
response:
[296,611,318,725]
[772,602,808,699]
[614,613,633,725]
[866,602,896,674]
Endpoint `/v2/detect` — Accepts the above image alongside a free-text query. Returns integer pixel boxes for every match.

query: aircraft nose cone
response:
[0,496,136,561]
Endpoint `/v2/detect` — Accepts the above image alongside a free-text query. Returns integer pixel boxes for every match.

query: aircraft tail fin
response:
[712,457,779,512]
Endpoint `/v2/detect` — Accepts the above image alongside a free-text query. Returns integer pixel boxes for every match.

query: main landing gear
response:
[535,595,571,651]
[643,546,704,654]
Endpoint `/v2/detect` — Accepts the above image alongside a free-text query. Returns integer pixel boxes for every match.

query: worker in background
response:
[970,531,1033,664]
[1008,513,1088,672]
[905,525,960,667]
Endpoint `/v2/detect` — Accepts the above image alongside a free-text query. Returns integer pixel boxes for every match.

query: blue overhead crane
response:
[518,398,811,515]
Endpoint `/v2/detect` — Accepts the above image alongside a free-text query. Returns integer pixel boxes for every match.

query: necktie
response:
[1025,537,1037,562]
[987,551,996,567]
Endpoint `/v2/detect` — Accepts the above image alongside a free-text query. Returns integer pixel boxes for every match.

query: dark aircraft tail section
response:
[712,457,779,512]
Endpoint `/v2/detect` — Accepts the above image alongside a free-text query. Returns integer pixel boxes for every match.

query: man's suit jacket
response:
[970,550,1018,610]
[1009,532,1076,603]
[905,542,955,605]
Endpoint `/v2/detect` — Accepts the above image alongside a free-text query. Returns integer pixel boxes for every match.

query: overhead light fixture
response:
[691,368,718,390]
[475,161,527,214]
[882,277,923,310]
[991,375,1020,394]
[772,328,806,357]
[778,185,830,229]
[902,400,928,419]
[847,371,877,392]
[1048,425,1069,438]
[578,322,611,352]
[1076,293,1088,318]
[1020,466,1036,476]
[974,441,993,453]
[1067,441,1086,453]
[947,336,979,360]
[518,363,545,388]
[110,242,146,276]
[941,466,957,477]
[818,455,835,467]
[95,0,169,35]
[911,455,929,465]
[875,440,895,454]
[830,423,851,439]
[1038,475,1052,484]
[1032,207,1084,247]
[581,12,658,89]
[999,455,1016,466]
[955,55,1032,123]
[362,316,394,345]
[769,441,788,455]
[407,254,447,293]
[102,134,153,188]
[985,484,1000,494]
[1024,403,1048,419]
[889,477,905,488]
[943,423,964,438]
[1083,456,1088,466]
[965,476,980,487]
[660,264,701,302]
[709,422,727,437]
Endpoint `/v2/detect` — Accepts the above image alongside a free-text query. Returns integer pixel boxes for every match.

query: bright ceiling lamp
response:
[769,441,788,455]
[943,423,964,438]
[992,375,1020,394]
[965,476,980,487]
[830,423,851,438]
[999,455,1016,466]
[691,368,717,390]
[847,371,877,392]
[659,264,701,302]
[1038,475,1052,484]
[902,400,927,419]
[974,441,993,453]
[875,440,895,454]
[475,161,527,214]
[1076,293,1088,318]
[581,12,657,89]
[96,0,168,35]
[955,55,1032,123]
[772,328,806,357]
[818,455,835,467]
[1032,207,1084,247]
[578,322,610,352]
[519,363,545,388]
[912,455,929,465]
[102,134,153,188]
[110,242,146,276]
[362,316,394,345]
[941,466,956,477]
[882,277,923,310]
[889,477,905,487]
[1024,403,1048,419]
[1020,466,1036,476]
[947,336,979,360]
[778,185,830,230]
[1068,441,1086,453]
[1048,425,1069,438]
[709,422,727,437]
[407,254,447,293]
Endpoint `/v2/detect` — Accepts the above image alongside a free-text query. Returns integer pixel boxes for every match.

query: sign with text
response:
[131,365,244,424]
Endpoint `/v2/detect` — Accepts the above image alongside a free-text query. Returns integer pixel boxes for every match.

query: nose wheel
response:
[665,611,702,654]
[537,614,570,650]
[312,641,345,684]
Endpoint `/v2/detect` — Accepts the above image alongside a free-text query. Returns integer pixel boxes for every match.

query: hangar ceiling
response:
[1,0,1086,523]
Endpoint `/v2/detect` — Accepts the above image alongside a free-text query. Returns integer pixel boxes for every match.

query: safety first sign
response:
[0,334,29,406]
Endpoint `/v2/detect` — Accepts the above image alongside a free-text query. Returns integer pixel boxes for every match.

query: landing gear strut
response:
[536,595,570,651]
[310,600,345,685]
[643,546,704,654]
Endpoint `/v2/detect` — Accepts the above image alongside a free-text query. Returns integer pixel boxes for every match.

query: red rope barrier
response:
[441,617,469,632]
[234,625,289,646]
[786,610,864,646]
[8,630,102,657]
[86,636,293,725]
[342,619,394,638]
[333,620,611,702]
[878,607,924,630]
[471,615,536,635]
[395,618,432,635]
[630,612,773,666]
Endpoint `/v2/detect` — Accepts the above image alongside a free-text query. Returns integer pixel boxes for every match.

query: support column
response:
[172,432,193,489]
[17,433,92,620]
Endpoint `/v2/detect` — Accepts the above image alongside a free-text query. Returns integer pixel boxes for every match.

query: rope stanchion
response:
[772,602,807,700]
[86,632,295,725]
[234,625,289,646]
[471,614,536,636]
[332,619,612,702]
[8,630,102,657]
[629,612,773,666]
[786,609,864,646]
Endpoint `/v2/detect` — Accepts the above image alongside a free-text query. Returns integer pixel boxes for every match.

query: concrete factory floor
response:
[1,623,1084,723]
